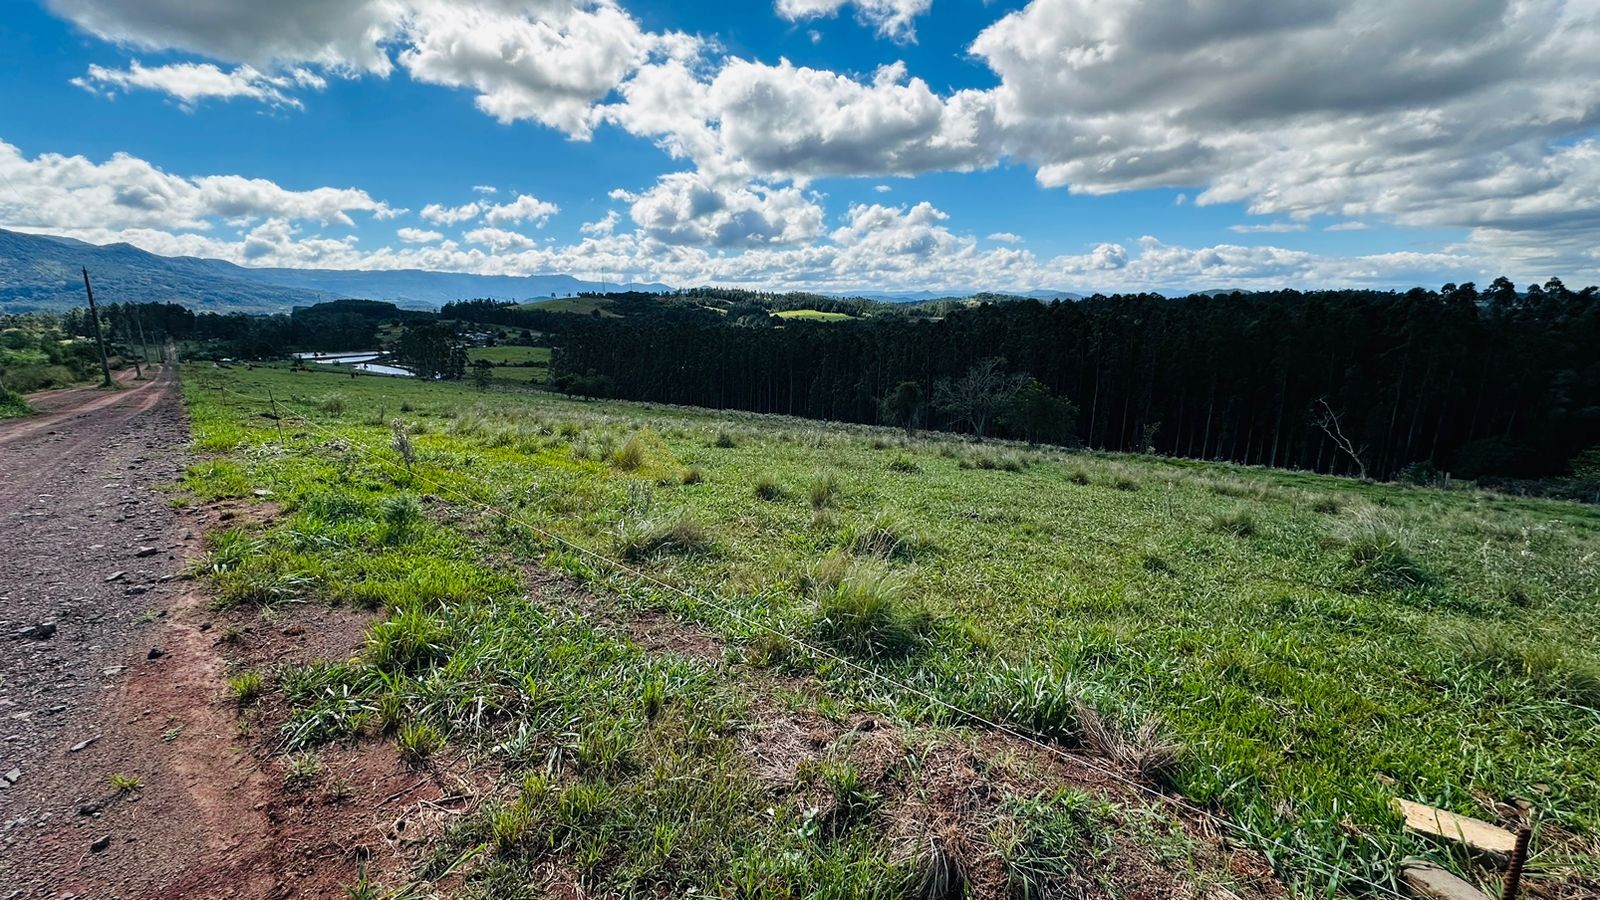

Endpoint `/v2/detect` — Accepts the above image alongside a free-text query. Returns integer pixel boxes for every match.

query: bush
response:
[713,429,737,449]
[318,394,347,415]
[1067,468,1091,486]
[378,493,422,545]
[1113,476,1139,492]
[680,467,704,485]
[811,563,929,658]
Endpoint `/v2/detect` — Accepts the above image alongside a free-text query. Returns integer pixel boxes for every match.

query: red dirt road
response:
[1,369,445,900]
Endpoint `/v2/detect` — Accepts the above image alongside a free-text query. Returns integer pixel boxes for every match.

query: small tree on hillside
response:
[934,359,1026,441]
[1001,378,1079,446]
[469,360,493,390]
[880,381,924,440]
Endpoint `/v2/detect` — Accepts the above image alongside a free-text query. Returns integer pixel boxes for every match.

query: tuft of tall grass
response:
[841,510,920,560]
[808,470,841,510]
[397,720,445,764]
[754,475,786,501]
[378,493,422,545]
[887,454,921,474]
[1209,508,1258,538]
[811,562,929,659]
[1339,509,1426,590]
[1443,624,1600,706]
[616,513,714,561]
[1077,704,1179,781]
[227,670,266,705]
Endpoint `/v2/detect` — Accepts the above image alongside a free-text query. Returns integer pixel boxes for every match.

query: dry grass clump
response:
[1076,703,1180,781]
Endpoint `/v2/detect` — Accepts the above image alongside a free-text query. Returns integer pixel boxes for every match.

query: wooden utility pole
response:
[133,306,155,367]
[80,267,113,388]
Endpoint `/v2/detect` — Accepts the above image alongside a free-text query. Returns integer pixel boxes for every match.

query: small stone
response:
[146,647,164,660]
[104,572,126,583]
[69,737,97,753]
[18,622,56,640]
[125,586,148,596]
[198,622,212,632]
[2,769,20,785]
[90,834,111,853]
[102,666,125,677]
[135,547,158,558]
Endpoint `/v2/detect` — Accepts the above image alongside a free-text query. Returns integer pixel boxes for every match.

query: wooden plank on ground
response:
[1398,857,1491,900]
[1393,798,1517,857]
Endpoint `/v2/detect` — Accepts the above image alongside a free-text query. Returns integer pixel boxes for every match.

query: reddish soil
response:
[0,370,451,899]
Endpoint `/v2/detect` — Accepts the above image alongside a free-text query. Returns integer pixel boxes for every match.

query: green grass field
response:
[776,309,855,322]
[514,296,620,316]
[467,345,553,365]
[180,363,1600,897]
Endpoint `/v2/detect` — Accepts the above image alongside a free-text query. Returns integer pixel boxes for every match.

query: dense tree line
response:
[547,280,1600,479]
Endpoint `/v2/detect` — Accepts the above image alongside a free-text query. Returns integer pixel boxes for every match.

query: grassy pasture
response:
[180,363,1600,897]
[467,345,552,365]
[514,296,619,316]
[775,309,856,321]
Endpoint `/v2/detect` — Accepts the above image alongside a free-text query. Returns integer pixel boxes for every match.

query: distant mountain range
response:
[0,229,670,312]
[0,229,1115,312]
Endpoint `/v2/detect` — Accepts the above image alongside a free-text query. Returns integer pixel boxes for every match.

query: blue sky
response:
[2,1,1596,293]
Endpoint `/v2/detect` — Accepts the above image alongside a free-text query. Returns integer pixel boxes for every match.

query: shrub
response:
[378,493,422,545]
[318,395,347,415]
[1113,476,1140,492]
[680,467,704,485]
[1067,468,1091,486]
[811,563,929,658]
[808,470,840,510]
[713,429,737,449]
[1311,495,1341,514]
[754,476,786,501]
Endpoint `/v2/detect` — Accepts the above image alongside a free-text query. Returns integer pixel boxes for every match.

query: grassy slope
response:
[776,309,855,321]
[182,363,1600,894]
[514,296,619,316]
[467,346,552,365]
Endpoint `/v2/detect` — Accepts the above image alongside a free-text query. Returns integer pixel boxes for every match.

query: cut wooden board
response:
[1399,858,1492,900]
[1393,798,1517,857]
